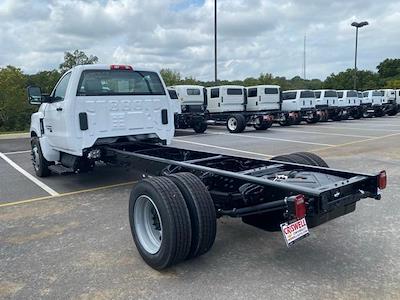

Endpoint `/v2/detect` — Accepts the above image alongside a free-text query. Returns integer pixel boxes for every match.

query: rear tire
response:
[193,121,207,134]
[226,114,246,133]
[31,137,51,177]
[271,152,329,167]
[254,119,272,130]
[129,177,192,270]
[169,173,216,259]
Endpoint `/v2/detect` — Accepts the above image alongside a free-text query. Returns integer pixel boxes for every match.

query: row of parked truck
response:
[168,85,400,133]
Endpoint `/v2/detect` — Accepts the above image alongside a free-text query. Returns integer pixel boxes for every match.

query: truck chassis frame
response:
[105,142,382,226]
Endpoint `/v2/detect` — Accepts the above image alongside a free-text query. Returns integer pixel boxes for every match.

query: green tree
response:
[160,69,181,86]
[27,70,61,94]
[324,69,381,90]
[377,58,400,79]
[59,50,98,73]
[0,66,32,131]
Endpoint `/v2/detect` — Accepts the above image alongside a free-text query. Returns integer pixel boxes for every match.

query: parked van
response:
[281,90,319,124]
[168,86,207,133]
[206,85,245,113]
[314,90,341,121]
[380,89,398,116]
[337,90,362,119]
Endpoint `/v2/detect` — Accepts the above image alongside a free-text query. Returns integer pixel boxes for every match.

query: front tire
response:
[129,177,192,270]
[31,137,51,177]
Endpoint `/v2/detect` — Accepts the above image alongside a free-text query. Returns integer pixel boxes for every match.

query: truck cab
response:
[245,85,281,112]
[168,85,208,133]
[206,85,245,113]
[337,90,362,119]
[168,85,206,113]
[362,90,384,117]
[281,90,319,124]
[380,89,398,116]
[314,90,342,121]
[28,64,177,177]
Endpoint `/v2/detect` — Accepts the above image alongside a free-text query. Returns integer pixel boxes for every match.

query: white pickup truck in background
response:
[27,64,178,177]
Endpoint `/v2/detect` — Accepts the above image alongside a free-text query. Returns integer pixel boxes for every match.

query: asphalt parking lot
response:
[1,117,400,299]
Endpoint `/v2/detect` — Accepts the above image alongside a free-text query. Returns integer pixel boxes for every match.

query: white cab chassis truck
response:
[246,85,291,127]
[337,90,363,119]
[380,89,398,116]
[314,90,343,121]
[168,85,208,133]
[205,85,274,133]
[281,90,319,125]
[28,64,177,176]
[362,90,384,117]
[28,64,386,271]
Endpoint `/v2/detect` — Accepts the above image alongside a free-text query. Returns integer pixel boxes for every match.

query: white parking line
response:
[0,152,59,196]
[206,132,334,147]
[173,139,273,158]
[3,150,31,155]
[315,125,400,132]
[271,128,374,139]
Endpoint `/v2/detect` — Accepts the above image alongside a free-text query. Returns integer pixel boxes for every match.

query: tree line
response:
[0,50,399,132]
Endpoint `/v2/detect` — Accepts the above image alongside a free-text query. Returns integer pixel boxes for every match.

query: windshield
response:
[300,91,314,98]
[168,89,178,99]
[337,92,343,98]
[358,92,363,98]
[227,88,243,95]
[325,91,337,97]
[314,91,321,98]
[77,70,166,96]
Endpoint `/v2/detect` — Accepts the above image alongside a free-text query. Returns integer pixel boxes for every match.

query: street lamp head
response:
[351,21,369,28]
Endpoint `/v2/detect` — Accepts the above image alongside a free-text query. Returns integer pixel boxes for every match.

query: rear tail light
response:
[294,194,306,219]
[110,64,133,70]
[378,170,387,189]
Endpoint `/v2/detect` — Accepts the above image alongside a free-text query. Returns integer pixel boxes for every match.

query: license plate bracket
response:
[280,218,310,247]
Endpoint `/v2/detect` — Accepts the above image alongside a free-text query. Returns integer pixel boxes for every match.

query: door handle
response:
[56,107,63,111]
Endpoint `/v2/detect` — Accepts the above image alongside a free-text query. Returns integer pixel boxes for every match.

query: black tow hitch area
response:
[241,195,307,232]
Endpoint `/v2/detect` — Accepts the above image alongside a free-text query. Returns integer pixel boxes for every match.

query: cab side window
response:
[210,88,219,98]
[53,72,72,101]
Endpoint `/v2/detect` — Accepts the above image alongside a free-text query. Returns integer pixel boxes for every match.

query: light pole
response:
[214,0,217,83]
[351,21,368,90]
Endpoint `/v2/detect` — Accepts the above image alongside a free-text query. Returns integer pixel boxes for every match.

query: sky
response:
[0,0,399,80]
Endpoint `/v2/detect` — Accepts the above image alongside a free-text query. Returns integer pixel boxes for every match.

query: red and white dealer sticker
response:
[280,218,310,247]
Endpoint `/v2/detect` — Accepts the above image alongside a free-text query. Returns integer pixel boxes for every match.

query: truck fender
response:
[38,136,60,162]
[30,111,44,138]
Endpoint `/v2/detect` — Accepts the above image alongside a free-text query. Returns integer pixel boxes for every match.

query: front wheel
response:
[31,137,51,177]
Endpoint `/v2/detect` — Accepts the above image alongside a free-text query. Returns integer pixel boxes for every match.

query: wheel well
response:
[31,131,38,138]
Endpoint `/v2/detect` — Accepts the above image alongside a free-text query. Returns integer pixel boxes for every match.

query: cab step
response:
[48,164,74,175]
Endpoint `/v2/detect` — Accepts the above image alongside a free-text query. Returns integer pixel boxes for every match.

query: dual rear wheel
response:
[129,173,216,270]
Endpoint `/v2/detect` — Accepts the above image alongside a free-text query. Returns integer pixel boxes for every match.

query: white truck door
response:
[44,72,72,151]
